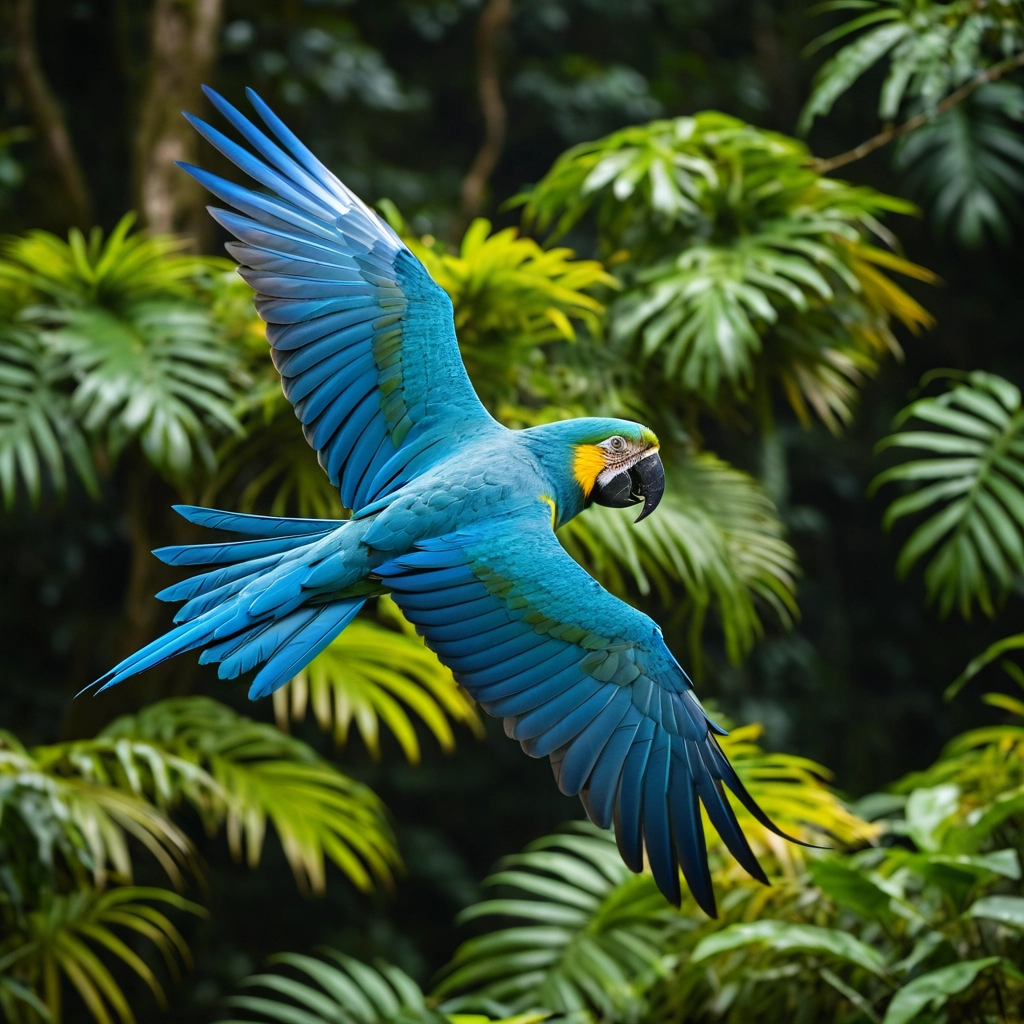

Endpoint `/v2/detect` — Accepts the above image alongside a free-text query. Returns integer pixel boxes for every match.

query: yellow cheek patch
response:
[539,494,557,529]
[572,444,607,497]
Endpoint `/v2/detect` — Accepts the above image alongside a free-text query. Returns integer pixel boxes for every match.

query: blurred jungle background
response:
[4,0,1024,1022]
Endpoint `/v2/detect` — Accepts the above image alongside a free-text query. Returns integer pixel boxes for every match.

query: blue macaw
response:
[95,87,792,915]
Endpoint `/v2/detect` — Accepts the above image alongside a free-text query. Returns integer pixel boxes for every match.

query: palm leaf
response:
[520,113,931,424]
[0,325,97,508]
[799,0,1024,132]
[99,698,400,894]
[273,598,482,763]
[872,371,1024,618]
[215,950,447,1024]
[433,823,673,1021]
[0,214,241,489]
[896,83,1024,248]
[0,730,201,890]
[0,213,221,310]
[560,453,798,667]
[40,302,240,481]
[0,886,200,1024]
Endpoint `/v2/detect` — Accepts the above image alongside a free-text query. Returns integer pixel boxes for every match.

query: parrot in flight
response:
[94,86,793,916]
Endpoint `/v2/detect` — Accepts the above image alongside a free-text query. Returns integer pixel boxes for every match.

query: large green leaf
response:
[0,213,219,310]
[42,302,240,481]
[434,824,673,1021]
[519,113,932,424]
[0,886,200,1024]
[0,730,201,890]
[0,214,242,494]
[800,0,1024,132]
[216,950,447,1024]
[873,371,1024,618]
[967,894,1024,928]
[881,957,1001,1024]
[99,698,400,895]
[0,325,97,508]
[896,83,1024,248]
[690,920,889,977]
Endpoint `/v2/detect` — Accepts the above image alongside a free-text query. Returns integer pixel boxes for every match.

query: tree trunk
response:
[3,0,93,229]
[134,0,224,243]
[459,0,513,229]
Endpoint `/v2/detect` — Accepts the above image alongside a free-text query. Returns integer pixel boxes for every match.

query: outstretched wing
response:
[376,502,790,915]
[182,87,496,512]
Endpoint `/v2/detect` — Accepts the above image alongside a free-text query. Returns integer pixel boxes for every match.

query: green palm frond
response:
[434,823,673,1022]
[897,676,1024,820]
[0,326,97,508]
[799,0,1024,133]
[274,598,482,763]
[0,213,220,310]
[0,886,200,1024]
[216,950,448,1024]
[0,975,52,1024]
[0,730,199,890]
[872,371,1024,618]
[0,215,242,495]
[896,83,1024,248]
[100,698,399,894]
[38,302,240,480]
[560,453,798,667]
[519,113,933,422]
[214,948,550,1024]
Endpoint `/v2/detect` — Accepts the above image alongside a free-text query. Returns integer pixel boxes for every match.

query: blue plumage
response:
[88,87,802,918]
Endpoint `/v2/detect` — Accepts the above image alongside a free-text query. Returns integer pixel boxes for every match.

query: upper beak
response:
[592,450,666,523]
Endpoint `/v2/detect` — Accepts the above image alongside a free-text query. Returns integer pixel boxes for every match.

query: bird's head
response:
[520,417,665,526]
[569,419,665,522]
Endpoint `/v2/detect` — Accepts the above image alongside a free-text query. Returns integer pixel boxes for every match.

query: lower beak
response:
[592,451,666,523]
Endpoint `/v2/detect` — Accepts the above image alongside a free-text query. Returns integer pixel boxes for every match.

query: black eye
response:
[609,435,626,452]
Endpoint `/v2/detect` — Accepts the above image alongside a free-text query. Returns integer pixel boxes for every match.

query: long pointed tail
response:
[90,506,365,700]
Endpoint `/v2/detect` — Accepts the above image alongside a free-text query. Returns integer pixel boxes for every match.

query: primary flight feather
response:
[94,86,793,916]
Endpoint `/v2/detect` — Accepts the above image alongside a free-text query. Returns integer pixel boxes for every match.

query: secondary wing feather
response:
[375,503,791,915]
[181,87,497,513]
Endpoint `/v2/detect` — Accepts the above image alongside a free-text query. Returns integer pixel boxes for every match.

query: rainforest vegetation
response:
[2,1,1024,1022]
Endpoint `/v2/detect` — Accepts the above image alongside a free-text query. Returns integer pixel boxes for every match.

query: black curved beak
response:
[592,451,666,523]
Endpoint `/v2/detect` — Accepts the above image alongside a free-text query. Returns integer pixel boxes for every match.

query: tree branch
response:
[812,49,1024,175]
[3,0,93,228]
[460,0,513,226]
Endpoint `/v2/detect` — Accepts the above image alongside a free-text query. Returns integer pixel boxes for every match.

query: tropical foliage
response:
[800,0,1024,132]
[0,215,241,500]
[802,0,1024,247]
[872,371,1024,619]
[5,2,1022,1019]
[520,114,935,428]
[216,692,1024,1024]
[0,697,399,1023]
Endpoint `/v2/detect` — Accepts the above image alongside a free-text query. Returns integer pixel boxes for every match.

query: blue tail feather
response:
[90,511,366,701]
